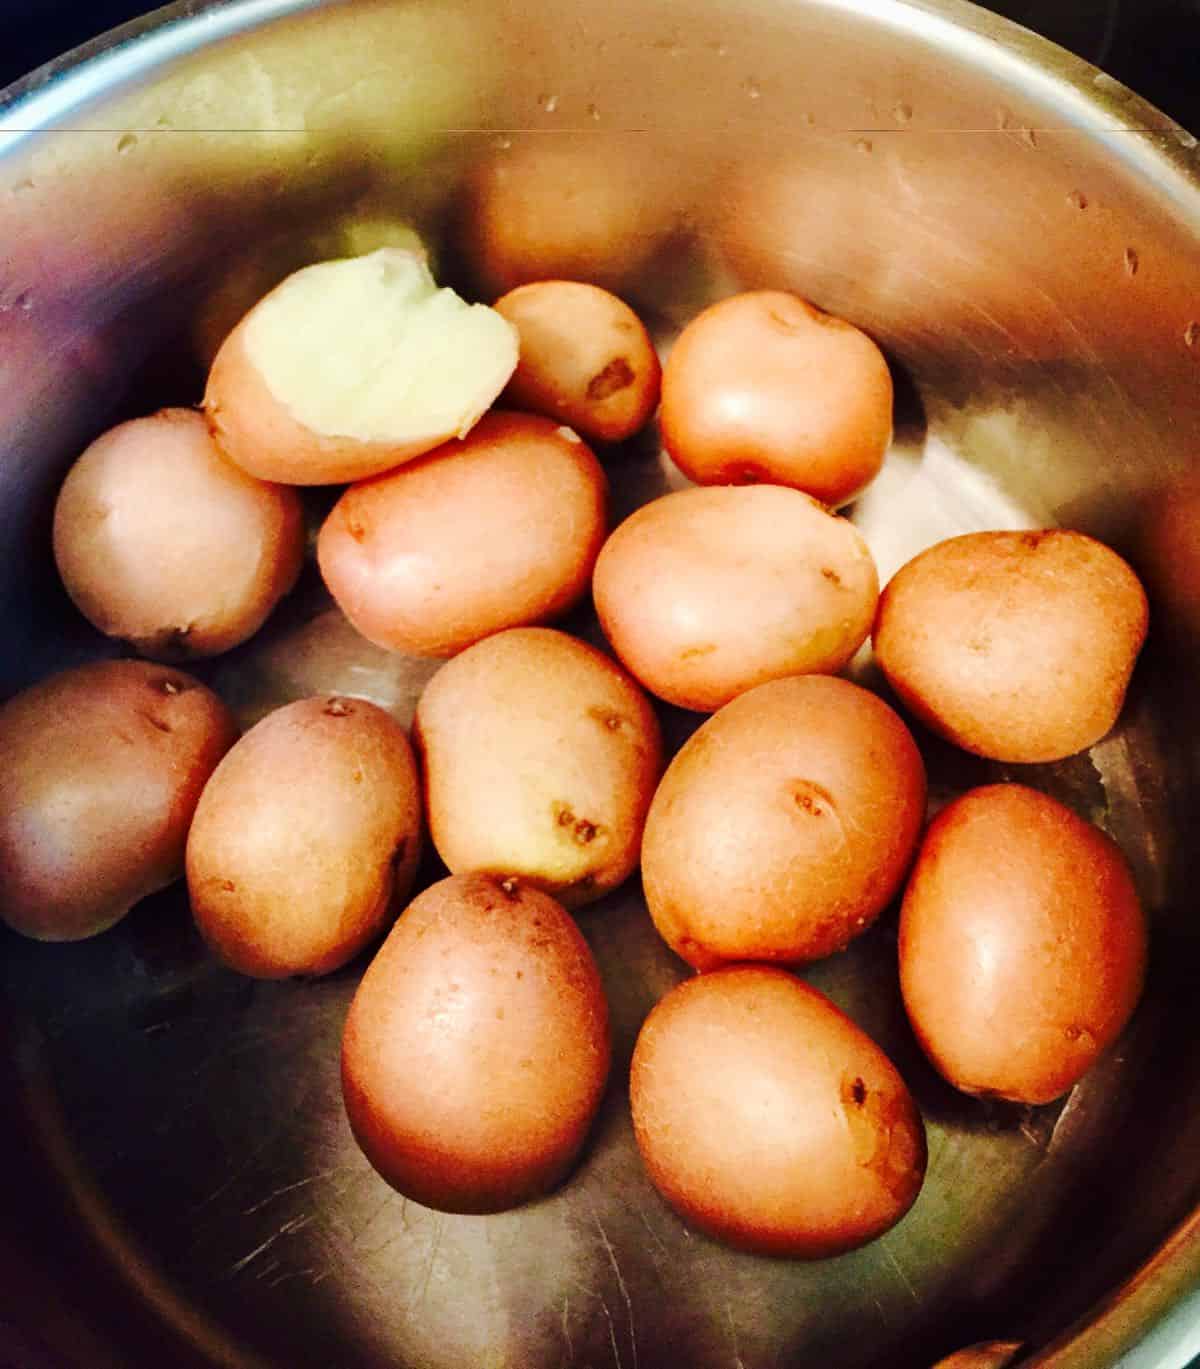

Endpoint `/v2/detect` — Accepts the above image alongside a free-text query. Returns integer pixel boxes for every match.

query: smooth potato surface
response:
[341,873,611,1213]
[0,661,237,941]
[641,675,925,969]
[186,695,421,978]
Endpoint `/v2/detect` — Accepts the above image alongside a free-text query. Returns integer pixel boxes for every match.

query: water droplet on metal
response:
[712,41,729,57]
[1092,72,1129,99]
[742,77,761,101]
[117,133,138,155]
[1175,128,1199,151]
[492,134,513,151]
[1067,189,1088,210]
[893,101,913,125]
[802,111,816,126]
[854,138,873,154]
[1123,247,1139,278]
[537,92,559,114]
[586,102,601,122]
[18,292,32,313]
[1022,126,1038,148]
[1184,321,1199,348]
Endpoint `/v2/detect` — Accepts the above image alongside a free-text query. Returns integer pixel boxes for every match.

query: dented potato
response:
[874,529,1149,763]
[186,695,421,978]
[53,408,304,659]
[205,249,518,485]
[630,967,926,1257]
[341,873,611,1213]
[493,280,661,443]
[414,627,662,907]
[0,661,237,941]
[641,675,926,969]
[318,411,608,657]
[593,485,879,712]
[900,784,1147,1104]
[660,290,893,506]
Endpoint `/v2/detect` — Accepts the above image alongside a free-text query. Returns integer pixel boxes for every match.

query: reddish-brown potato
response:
[899,784,1147,1105]
[660,290,893,506]
[0,661,237,941]
[630,967,926,1257]
[414,628,662,908]
[53,408,303,660]
[186,695,421,978]
[493,281,661,443]
[874,529,1149,763]
[593,485,879,712]
[318,411,608,657]
[341,873,611,1213]
[642,675,925,969]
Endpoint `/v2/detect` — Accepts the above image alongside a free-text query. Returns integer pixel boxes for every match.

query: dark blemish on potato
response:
[516,970,524,980]
[729,463,767,485]
[790,779,837,818]
[589,706,626,733]
[966,635,991,654]
[220,879,236,893]
[353,768,364,784]
[850,1077,867,1106]
[347,519,366,543]
[586,356,636,401]
[1020,530,1052,550]
[573,819,599,846]
[140,710,173,734]
[324,698,352,717]
[768,307,803,333]
[498,877,520,900]
[557,806,576,828]
[820,567,842,586]
[495,1007,506,1021]
[391,837,408,867]
[679,643,717,660]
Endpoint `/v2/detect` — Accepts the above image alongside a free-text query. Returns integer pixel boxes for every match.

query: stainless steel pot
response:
[2,2,1200,1366]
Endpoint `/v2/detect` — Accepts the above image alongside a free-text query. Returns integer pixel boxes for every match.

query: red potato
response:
[318,412,608,657]
[493,280,661,443]
[630,967,926,1257]
[53,408,303,659]
[0,661,237,941]
[899,784,1147,1105]
[660,290,893,506]
[341,873,611,1213]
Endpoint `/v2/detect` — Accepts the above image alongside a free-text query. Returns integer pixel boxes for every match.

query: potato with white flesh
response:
[205,249,518,485]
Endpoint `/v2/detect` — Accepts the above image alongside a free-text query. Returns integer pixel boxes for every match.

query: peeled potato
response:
[593,485,878,712]
[660,290,893,506]
[414,627,662,908]
[642,675,925,969]
[493,281,661,443]
[630,967,926,1257]
[874,529,1149,763]
[205,248,518,485]
[186,695,421,978]
[318,411,608,656]
[53,408,304,659]
[900,784,1147,1105]
[0,661,237,942]
[341,873,611,1213]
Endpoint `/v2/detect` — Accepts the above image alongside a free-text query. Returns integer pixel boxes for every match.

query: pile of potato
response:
[0,249,1150,1260]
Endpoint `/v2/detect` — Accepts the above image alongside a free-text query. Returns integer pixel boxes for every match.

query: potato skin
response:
[186,695,421,978]
[874,529,1149,763]
[494,281,660,443]
[899,783,1147,1105]
[318,411,608,657]
[660,291,893,506]
[341,873,611,1213]
[642,675,925,969]
[414,627,662,908]
[592,485,879,712]
[53,408,303,660]
[0,661,237,941]
[630,967,926,1257]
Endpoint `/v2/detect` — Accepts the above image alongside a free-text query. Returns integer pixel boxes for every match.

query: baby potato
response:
[899,783,1147,1105]
[874,529,1149,763]
[414,627,662,908]
[341,873,611,1213]
[630,966,926,1257]
[592,485,878,712]
[641,675,925,969]
[0,661,237,942]
[205,249,518,485]
[318,411,608,657]
[493,281,661,443]
[660,290,893,506]
[186,695,421,978]
[53,408,303,660]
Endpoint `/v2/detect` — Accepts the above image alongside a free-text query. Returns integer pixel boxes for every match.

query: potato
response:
[630,966,926,1257]
[186,695,421,978]
[899,783,1147,1105]
[873,529,1149,763]
[660,290,893,506]
[341,873,611,1213]
[318,412,608,657]
[493,281,661,443]
[0,661,237,941]
[205,249,518,485]
[592,485,879,712]
[642,675,925,970]
[52,408,304,660]
[414,628,662,908]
